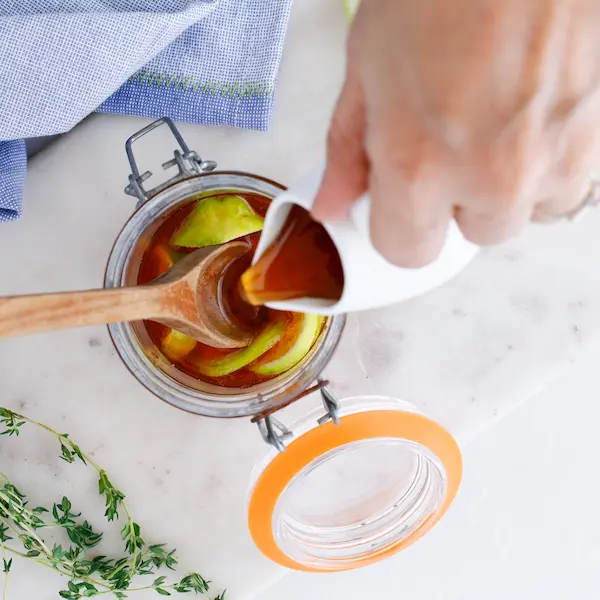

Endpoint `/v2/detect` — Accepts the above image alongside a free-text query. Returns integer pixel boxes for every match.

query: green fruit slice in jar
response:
[194,318,287,378]
[161,329,197,362]
[250,314,324,376]
[171,195,264,248]
[194,313,324,378]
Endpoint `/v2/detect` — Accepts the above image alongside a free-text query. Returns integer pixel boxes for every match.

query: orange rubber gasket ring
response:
[248,410,462,572]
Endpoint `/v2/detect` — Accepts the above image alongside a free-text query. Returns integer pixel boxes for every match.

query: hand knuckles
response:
[478,163,531,213]
[457,219,514,245]
[326,122,352,156]
[369,134,437,185]
[490,192,523,215]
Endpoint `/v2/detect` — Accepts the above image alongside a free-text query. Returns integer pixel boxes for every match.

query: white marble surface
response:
[2,0,600,599]
[260,348,600,600]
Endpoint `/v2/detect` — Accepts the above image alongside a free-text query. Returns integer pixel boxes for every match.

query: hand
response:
[313,0,600,267]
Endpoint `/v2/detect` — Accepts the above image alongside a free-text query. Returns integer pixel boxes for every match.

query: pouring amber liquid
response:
[240,205,344,306]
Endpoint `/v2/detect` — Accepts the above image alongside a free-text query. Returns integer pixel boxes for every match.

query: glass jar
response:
[105,118,462,572]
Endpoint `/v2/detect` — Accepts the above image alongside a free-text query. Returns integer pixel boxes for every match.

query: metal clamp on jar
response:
[105,117,462,573]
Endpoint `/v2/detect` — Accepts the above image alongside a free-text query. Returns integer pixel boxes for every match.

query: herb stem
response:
[0,546,28,560]
[0,518,40,554]
[0,542,112,592]
[0,510,52,557]
[1,544,9,600]
[0,519,115,593]
[0,407,212,599]
[93,585,153,596]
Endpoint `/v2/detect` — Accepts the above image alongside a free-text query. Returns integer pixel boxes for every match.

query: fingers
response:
[533,110,600,221]
[532,178,590,222]
[367,118,453,267]
[312,69,369,222]
[455,204,533,244]
[369,173,452,268]
[316,36,600,265]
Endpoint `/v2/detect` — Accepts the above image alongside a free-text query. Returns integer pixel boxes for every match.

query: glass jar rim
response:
[105,171,346,418]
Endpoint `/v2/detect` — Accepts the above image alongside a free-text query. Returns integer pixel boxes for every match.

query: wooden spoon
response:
[0,240,256,349]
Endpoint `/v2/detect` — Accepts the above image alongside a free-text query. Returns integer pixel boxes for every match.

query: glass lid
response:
[247,396,462,572]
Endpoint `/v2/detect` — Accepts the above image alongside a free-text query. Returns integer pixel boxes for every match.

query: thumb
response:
[312,68,368,221]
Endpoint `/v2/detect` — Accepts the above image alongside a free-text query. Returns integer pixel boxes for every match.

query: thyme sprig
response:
[0,408,223,600]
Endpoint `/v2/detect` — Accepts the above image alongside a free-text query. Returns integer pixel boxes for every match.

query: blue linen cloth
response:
[0,0,292,222]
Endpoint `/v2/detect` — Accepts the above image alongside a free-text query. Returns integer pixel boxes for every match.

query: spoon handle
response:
[0,286,163,339]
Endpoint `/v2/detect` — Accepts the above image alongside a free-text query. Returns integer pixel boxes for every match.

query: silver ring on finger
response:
[563,179,600,222]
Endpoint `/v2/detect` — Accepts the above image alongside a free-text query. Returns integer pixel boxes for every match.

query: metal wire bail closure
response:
[124,117,217,206]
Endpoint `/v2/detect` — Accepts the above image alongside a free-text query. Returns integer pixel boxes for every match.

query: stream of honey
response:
[240,205,344,306]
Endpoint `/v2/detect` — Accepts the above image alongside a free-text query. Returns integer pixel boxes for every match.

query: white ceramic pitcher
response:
[252,169,479,315]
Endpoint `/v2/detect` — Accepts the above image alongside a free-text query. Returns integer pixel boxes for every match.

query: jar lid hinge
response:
[255,380,340,453]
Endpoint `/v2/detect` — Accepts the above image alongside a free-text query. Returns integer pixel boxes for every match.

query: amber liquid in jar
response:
[240,205,344,306]
[137,194,328,388]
